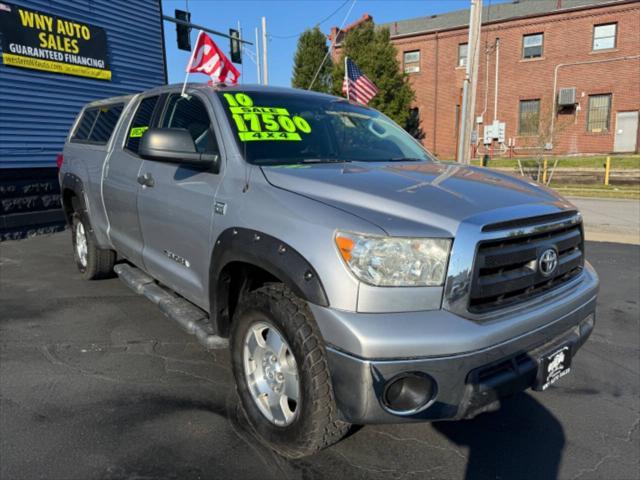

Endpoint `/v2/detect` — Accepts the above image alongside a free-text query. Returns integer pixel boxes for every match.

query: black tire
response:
[230,283,350,458]
[71,213,115,280]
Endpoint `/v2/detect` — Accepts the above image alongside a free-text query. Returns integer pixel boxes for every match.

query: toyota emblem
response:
[539,248,559,277]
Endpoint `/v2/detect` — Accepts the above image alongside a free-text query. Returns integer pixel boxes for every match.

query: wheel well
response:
[215,262,281,337]
[62,188,79,224]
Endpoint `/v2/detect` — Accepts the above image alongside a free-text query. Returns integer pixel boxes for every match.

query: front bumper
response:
[314,264,599,424]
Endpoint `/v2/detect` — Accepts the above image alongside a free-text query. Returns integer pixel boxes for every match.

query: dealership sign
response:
[0,2,111,80]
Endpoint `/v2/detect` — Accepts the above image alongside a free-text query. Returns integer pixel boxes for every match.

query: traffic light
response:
[175,9,191,51]
[229,28,241,64]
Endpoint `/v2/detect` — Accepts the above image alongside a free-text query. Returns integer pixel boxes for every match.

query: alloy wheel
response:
[243,321,300,426]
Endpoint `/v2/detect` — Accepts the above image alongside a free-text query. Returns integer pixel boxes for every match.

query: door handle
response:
[137,172,154,187]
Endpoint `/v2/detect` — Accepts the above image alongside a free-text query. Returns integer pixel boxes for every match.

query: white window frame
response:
[403,50,420,74]
[458,43,468,67]
[593,23,617,51]
[522,33,544,59]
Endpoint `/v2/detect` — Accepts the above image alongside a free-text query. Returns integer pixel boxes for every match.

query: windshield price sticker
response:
[223,93,311,142]
[229,106,289,116]
[239,131,301,141]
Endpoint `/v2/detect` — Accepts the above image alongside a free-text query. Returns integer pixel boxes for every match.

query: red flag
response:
[186,31,240,85]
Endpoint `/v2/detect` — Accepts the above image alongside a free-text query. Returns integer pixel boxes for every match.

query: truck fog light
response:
[382,373,436,415]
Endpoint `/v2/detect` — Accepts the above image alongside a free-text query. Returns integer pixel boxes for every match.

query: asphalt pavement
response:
[1,232,638,480]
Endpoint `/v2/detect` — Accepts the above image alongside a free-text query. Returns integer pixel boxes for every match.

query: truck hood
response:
[261,162,575,237]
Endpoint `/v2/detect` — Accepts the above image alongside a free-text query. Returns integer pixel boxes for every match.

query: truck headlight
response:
[335,231,451,287]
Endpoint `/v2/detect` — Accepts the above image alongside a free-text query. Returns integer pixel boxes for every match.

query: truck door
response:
[103,94,163,267]
[137,92,224,309]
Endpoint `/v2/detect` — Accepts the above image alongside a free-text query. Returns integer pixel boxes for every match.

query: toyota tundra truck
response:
[59,84,599,458]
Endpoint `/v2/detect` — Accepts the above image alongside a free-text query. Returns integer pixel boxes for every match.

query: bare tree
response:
[516,102,573,185]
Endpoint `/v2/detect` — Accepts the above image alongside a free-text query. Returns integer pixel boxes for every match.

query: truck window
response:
[72,104,124,145]
[72,108,98,141]
[161,94,219,154]
[88,104,124,144]
[125,96,160,154]
[217,91,434,165]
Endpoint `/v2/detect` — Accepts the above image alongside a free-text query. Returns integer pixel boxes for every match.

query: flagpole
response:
[180,71,190,98]
[181,30,203,97]
[344,56,349,101]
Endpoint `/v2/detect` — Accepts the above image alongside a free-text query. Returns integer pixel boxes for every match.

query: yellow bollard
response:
[542,159,548,184]
[604,156,611,186]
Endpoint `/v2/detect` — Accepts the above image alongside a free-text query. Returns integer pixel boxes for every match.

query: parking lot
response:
[1,232,638,480]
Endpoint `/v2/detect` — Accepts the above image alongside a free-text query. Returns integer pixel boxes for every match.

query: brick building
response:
[331,0,640,159]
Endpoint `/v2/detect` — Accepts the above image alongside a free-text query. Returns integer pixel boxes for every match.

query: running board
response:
[114,263,228,350]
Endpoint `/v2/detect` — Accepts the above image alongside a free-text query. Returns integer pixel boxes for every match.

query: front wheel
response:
[230,283,349,458]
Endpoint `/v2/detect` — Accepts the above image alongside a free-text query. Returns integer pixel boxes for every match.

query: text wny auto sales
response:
[0,2,111,80]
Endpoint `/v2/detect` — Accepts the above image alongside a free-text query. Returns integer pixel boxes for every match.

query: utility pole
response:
[255,27,261,84]
[261,16,268,85]
[457,0,483,164]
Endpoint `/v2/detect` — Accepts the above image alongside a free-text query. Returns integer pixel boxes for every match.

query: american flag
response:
[342,57,378,105]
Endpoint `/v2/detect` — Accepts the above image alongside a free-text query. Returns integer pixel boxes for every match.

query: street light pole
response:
[457,0,483,164]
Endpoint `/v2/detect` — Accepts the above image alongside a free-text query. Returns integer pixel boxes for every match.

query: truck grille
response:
[469,220,584,313]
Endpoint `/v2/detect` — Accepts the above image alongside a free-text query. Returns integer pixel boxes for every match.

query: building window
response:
[593,23,617,51]
[522,33,543,59]
[403,51,420,73]
[518,99,540,136]
[587,94,612,132]
[458,43,468,67]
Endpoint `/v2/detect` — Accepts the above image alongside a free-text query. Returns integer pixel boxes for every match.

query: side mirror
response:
[139,128,219,171]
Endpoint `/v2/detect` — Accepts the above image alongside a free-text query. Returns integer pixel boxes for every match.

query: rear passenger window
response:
[89,104,124,143]
[72,108,98,141]
[125,96,160,154]
[161,94,219,154]
[72,104,124,144]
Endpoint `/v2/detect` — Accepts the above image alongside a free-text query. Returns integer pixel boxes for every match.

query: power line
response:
[307,0,356,90]
[270,0,352,40]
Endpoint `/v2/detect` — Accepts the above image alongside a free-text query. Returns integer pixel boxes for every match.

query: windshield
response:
[217,91,435,165]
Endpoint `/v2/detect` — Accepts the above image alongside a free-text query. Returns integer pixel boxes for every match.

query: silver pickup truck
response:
[59,83,599,458]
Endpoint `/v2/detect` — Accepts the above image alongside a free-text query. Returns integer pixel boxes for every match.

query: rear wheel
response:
[230,283,349,458]
[71,213,115,280]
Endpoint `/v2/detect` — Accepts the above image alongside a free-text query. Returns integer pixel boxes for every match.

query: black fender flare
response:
[209,227,329,335]
[60,172,87,224]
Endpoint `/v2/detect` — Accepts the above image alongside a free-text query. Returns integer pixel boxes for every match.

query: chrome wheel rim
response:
[243,321,300,426]
[75,221,88,268]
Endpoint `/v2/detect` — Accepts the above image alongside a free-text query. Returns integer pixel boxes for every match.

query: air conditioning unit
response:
[558,87,577,106]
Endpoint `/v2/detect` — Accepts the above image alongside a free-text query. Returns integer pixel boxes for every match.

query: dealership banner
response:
[0,2,111,80]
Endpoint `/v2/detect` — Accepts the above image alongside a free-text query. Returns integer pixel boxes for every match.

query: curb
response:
[584,230,640,245]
